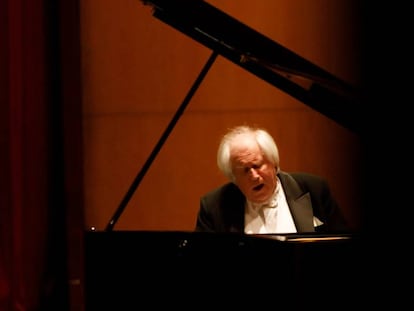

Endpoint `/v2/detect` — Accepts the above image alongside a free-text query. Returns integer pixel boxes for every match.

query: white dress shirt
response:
[244,178,297,234]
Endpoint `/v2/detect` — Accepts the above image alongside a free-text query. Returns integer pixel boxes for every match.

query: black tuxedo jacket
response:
[195,171,349,234]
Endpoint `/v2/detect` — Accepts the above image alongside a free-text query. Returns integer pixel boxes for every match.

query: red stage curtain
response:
[0,0,69,310]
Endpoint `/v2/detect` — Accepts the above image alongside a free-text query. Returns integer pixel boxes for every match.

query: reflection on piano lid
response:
[141,0,364,133]
[255,232,355,243]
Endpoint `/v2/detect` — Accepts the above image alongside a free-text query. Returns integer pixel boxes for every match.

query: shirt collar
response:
[249,177,280,210]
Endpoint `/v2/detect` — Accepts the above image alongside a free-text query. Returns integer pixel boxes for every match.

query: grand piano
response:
[84,1,367,309]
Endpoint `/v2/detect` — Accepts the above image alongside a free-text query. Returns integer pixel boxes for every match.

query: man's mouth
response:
[253,184,264,191]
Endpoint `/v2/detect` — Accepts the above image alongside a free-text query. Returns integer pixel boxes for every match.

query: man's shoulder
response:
[285,171,324,180]
[202,182,241,199]
[279,171,327,186]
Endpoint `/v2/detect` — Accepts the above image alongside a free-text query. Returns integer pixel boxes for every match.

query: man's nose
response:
[249,168,260,179]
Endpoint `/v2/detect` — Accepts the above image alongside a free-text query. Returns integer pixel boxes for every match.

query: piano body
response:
[85,231,365,309]
[84,1,367,309]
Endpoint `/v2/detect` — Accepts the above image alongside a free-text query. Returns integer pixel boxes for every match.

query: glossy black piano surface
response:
[84,230,367,309]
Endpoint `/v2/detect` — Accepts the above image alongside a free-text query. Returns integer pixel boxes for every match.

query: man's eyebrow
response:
[233,164,250,170]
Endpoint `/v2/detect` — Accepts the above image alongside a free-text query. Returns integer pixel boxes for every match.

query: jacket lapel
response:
[278,172,315,232]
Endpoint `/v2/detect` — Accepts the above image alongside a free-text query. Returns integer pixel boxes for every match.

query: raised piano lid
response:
[141,0,364,133]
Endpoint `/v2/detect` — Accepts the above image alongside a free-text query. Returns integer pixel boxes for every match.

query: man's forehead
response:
[231,152,264,166]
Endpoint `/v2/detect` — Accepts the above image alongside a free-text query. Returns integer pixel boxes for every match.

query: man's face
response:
[230,134,277,203]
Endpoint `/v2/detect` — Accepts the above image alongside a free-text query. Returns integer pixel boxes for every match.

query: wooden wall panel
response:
[81,0,364,231]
